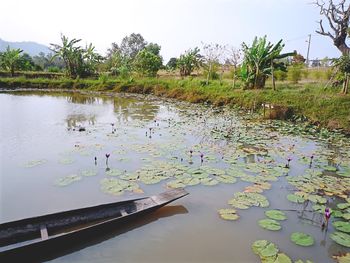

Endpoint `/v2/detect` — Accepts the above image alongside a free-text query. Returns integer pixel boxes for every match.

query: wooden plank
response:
[40,225,48,240]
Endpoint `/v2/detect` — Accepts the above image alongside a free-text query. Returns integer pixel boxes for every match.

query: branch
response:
[316,19,335,40]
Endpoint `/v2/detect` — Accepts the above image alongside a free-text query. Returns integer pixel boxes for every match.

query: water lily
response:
[285,157,292,168]
[105,153,110,165]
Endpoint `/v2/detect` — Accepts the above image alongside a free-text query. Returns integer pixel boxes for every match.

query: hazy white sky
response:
[0,0,342,62]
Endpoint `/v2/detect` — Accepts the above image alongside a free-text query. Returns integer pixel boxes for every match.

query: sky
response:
[0,0,343,62]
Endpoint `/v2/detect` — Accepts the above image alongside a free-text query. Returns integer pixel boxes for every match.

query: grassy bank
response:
[0,76,349,133]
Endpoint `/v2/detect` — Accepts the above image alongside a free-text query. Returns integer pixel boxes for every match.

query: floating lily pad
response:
[338,203,350,210]
[106,168,123,177]
[55,174,82,186]
[274,253,292,263]
[100,178,140,196]
[287,194,305,204]
[323,165,337,172]
[333,221,350,233]
[23,159,47,168]
[307,194,327,204]
[252,240,278,258]
[265,210,287,221]
[258,219,281,231]
[81,169,98,177]
[332,253,350,263]
[290,232,314,247]
[59,158,74,165]
[229,192,269,209]
[218,209,239,221]
[331,232,350,247]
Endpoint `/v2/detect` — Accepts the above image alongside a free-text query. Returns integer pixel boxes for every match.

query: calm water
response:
[0,90,349,263]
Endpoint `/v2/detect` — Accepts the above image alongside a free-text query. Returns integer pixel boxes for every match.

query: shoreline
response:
[1,77,349,135]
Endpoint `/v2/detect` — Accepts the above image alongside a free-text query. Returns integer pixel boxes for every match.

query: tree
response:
[241,36,293,89]
[177,47,202,76]
[50,34,102,78]
[120,33,147,61]
[145,43,161,56]
[202,43,226,85]
[134,49,163,77]
[227,47,242,88]
[333,54,350,93]
[0,46,23,76]
[315,0,350,55]
[166,57,178,71]
[292,51,306,64]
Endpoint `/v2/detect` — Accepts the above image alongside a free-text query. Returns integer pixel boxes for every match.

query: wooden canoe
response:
[0,188,188,261]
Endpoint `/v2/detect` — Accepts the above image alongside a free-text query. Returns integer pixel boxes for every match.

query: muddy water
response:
[0,91,349,262]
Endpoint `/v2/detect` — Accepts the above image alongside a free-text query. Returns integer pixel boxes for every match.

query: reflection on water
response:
[66,114,96,129]
[0,90,349,263]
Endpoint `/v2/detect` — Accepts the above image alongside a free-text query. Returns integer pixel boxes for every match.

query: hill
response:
[0,38,50,56]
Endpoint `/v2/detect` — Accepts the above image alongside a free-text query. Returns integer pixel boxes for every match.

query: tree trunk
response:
[336,42,350,56]
[271,62,276,91]
[10,66,14,77]
[206,63,212,85]
[342,73,349,94]
[232,66,236,88]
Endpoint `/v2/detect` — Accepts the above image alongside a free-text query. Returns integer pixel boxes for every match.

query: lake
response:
[1,90,349,262]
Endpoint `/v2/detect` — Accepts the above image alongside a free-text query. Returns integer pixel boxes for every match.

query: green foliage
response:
[50,34,102,78]
[274,70,287,81]
[134,49,163,77]
[120,33,147,61]
[333,55,350,74]
[177,47,202,76]
[166,57,178,71]
[0,46,23,76]
[241,36,292,89]
[287,64,303,84]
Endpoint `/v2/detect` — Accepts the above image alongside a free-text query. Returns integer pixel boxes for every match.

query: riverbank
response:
[1,76,349,134]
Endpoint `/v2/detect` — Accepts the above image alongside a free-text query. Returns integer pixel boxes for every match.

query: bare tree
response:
[315,0,350,55]
[202,43,226,85]
[227,47,242,88]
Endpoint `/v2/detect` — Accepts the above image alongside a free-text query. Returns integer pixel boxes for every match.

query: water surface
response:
[1,90,349,262]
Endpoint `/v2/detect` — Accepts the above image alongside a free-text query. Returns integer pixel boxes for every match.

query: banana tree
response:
[241,36,294,89]
[50,35,102,78]
[0,46,23,76]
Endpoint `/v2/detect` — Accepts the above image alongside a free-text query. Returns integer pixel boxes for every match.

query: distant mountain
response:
[0,38,50,56]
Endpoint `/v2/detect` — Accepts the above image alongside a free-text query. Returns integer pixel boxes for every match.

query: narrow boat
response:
[0,188,188,261]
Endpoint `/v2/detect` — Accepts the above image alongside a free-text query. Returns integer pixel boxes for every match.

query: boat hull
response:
[0,189,188,262]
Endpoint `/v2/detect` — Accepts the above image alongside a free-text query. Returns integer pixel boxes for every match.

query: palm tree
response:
[241,36,293,89]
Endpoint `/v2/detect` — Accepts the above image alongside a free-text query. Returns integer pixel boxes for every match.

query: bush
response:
[287,64,303,83]
[274,70,287,81]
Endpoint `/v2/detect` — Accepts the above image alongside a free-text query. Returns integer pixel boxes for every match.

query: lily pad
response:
[258,219,281,231]
[290,232,314,247]
[55,174,82,186]
[265,210,287,221]
[330,232,350,247]
[287,194,305,204]
[23,159,47,168]
[323,165,337,172]
[332,253,350,263]
[59,158,74,165]
[81,169,98,177]
[252,240,278,258]
[106,168,123,177]
[218,208,239,221]
[100,178,140,196]
[333,221,350,233]
[274,253,292,263]
[229,192,269,209]
[338,203,350,210]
